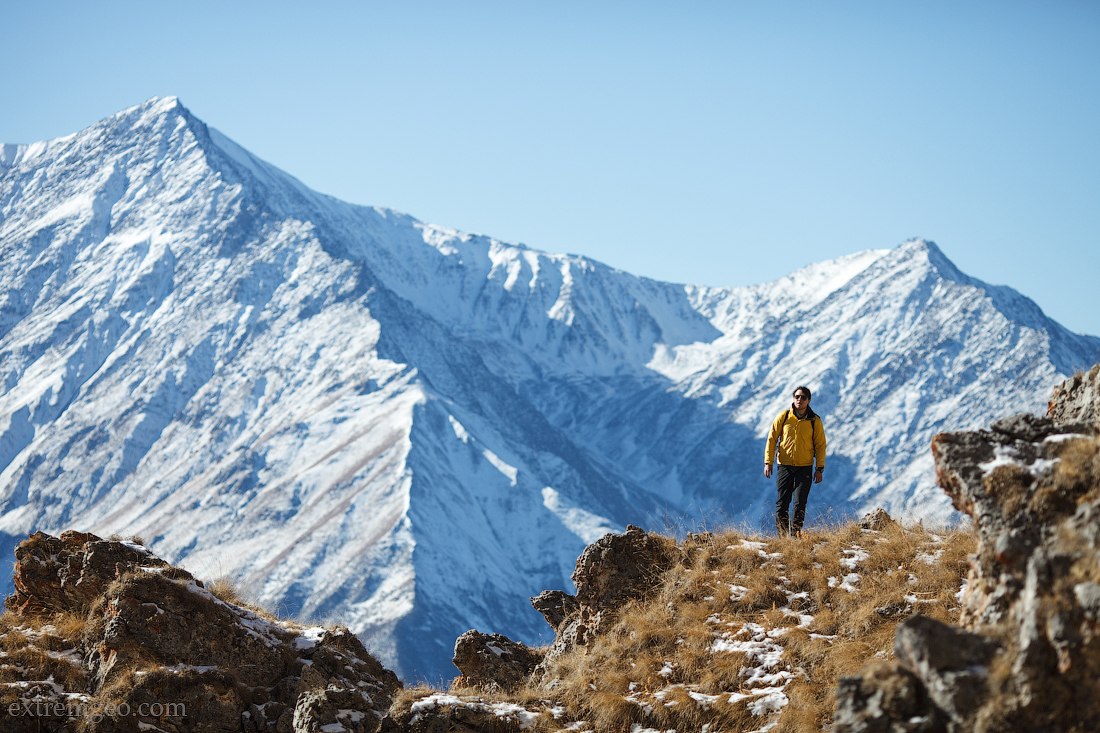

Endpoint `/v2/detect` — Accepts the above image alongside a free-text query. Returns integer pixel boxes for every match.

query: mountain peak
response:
[121,95,188,119]
[891,237,967,282]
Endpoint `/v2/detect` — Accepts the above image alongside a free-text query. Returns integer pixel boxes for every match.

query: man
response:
[764,386,826,537]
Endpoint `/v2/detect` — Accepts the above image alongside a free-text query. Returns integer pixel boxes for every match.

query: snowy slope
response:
[2,98,1098,679]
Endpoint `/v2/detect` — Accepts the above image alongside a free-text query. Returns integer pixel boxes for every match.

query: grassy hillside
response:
[396,519,974,732]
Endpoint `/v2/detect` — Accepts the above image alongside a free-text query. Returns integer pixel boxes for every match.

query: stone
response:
[571,525,677,611]
[5,530,172,616]
[530,590,578,631]
[1047,364,1100,428]
[452,630,543,692]
[532,525,678,680]
[832,664,943,733]
[859,508,896,531]
[892,616,996,721]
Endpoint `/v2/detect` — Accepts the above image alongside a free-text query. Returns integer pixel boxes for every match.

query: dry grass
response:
[207,576,245,606]
[411,519,976,732]
[0,609,91,690]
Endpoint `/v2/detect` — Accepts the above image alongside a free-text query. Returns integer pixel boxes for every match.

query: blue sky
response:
[4,1,1098,335]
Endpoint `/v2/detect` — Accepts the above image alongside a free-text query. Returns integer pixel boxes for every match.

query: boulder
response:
[532,525,677,679]
[571,524,676,610]
[1046,363,1100,428]
[833,664,943,733]
[5,531,171,615]
[529,590,578,631]
[452,630,543,692]
[859,508,896,531]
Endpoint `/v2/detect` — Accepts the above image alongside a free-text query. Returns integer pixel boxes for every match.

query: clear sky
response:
[3,1,1098,335]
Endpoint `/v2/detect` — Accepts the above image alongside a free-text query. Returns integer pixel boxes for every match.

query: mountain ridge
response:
[2,96,1099,679]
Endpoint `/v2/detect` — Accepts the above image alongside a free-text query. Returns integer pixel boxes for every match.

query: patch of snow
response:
[828,573,861,593]
[915,549,943,565]
[294,626,326,650]
[840,547,869,570]
[729,584,750,602]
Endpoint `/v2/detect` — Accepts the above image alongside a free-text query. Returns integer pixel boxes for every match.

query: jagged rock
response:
[571,525,676,611]
[892,616,997,722]
[531,525,677,680]
[1047,364,1100,428]
[5,530,171,615]
[833,664,943,733]
[293,685,386,733]
[0,531,401,732]
[859,508,896,531]
[452,630,543,692]
[89,570,292,690]
[837,365,1100,732]
[530,590,578,631]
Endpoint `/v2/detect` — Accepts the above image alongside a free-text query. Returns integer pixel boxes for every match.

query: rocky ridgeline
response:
[0,531,400,732]
[834,364,1100,733]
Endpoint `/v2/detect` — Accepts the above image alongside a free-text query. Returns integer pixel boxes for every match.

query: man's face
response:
[793,391,809,410]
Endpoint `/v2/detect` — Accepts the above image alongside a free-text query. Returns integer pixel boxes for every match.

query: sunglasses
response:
[793,394,808,401]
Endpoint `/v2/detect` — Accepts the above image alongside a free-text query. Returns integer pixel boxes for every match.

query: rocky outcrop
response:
[834,367,1100,732]
[859,508,896,531]
[452,630,543,692]
[431,524,677,701]
[1047,364,1100,428]
[533,525,677,676]
[529,590,578,632]
[0,531,400,732]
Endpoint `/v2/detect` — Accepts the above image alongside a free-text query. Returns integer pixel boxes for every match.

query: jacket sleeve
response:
[764,412,783,465]
[815,417,827,470]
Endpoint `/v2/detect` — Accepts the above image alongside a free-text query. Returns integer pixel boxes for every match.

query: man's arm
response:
[764,412,782,478]
[813,417,827,483]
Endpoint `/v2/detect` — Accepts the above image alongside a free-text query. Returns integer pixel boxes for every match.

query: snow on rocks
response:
[407,693,544,730]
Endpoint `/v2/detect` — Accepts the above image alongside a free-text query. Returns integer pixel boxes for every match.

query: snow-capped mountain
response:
[2,98,1098,679]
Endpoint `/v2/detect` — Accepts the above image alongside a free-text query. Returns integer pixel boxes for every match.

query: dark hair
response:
[793,386,812,401]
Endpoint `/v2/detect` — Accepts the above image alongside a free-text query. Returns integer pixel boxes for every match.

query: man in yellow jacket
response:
[764,385,826,537]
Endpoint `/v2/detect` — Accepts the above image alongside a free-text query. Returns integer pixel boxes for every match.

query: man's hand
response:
[814,468,823,484]
[764,463,772,479]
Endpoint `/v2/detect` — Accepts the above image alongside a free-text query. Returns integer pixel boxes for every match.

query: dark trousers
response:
[776,465,813,535]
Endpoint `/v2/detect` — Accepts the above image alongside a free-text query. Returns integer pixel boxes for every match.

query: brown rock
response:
[1047,364,1100,428]
[529,590,578,631]
[0,532,402,733]
[833,663,943,733]
[571,524,676,611]
[452,630,543,692]
[388,693,534,733]
[859,508,896,531]
[533,525,677,681]
[5,531,172,616]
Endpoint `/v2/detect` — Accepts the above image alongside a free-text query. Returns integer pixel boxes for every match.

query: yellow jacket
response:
[765,407,826,469]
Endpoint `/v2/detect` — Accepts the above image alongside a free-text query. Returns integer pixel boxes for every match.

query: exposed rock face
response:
[529,590,578,632]
[533,525,677,677]
[834,367,1100,732]
[5,530,170,615]
[452,630,543,692]
[859,508,896,531]
[0,531,400,732]
[437,524,678,698]
[1047,364,1100,428]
